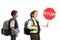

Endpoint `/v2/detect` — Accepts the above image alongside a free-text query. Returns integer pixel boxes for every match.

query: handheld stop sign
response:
[43,8,56,20]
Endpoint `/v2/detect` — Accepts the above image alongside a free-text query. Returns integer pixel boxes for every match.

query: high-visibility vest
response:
[30,20,38,33]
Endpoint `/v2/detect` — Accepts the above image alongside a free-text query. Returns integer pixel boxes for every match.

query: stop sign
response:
[43,8,56,20]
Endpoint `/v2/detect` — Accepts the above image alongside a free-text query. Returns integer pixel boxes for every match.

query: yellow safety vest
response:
[30,20,38,33]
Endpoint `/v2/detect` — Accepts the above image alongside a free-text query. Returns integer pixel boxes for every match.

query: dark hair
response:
[30,10,38,19]
[11,10,18,16]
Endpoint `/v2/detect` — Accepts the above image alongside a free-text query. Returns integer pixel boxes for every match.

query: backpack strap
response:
[9,18,18,29]
[28,19,35,26]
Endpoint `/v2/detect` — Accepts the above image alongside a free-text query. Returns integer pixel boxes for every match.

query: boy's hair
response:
[11,10,18,16]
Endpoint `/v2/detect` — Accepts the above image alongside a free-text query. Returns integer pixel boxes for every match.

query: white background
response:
[0,0,60,40]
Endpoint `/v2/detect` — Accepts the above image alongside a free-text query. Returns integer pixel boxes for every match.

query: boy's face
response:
[32,12,38,18]
[14,13,18,18]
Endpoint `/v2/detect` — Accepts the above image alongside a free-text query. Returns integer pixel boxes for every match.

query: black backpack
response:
[24,19,35,35]
[1,19,11,36]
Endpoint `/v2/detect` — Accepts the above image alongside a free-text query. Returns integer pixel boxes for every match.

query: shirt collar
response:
[12,17,17,20]
[32,18,37,21]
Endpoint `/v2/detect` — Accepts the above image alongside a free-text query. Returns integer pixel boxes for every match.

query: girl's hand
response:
[46,21,49,27]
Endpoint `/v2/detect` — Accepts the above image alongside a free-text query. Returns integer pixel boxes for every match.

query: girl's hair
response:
[30,10,38,19]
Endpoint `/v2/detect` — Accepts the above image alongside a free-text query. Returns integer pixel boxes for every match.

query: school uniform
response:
[27,18,40,40]
[9,18,19,40]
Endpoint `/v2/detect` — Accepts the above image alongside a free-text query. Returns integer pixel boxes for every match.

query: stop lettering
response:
[43,8,56,20]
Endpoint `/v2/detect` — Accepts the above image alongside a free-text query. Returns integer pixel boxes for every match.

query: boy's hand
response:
[16,32,18,37]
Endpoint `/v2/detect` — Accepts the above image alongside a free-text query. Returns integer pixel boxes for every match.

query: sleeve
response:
[10,20,15,27]
[27,21,36,30]
[37,20,47,27]
[40,25,47,27]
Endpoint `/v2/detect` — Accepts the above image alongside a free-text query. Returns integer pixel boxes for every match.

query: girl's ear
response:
[31,14,33,17]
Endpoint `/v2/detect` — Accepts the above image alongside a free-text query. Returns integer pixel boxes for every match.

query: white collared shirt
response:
[27,18,37,30]
[10,20,15,27]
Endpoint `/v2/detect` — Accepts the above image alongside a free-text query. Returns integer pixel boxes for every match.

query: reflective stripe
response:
[30,21,38,33]
[30,29,38,33]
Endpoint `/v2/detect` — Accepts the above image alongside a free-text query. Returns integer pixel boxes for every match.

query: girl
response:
[27,10,49,40]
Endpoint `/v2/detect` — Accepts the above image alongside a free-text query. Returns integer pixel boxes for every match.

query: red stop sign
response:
[43,8,56,20]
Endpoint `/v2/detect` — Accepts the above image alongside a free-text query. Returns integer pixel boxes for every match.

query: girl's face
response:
[32,12,38,19]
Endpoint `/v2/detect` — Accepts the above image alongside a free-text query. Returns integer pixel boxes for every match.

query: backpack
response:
[1,19,11,36]
[24,19,35,35]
